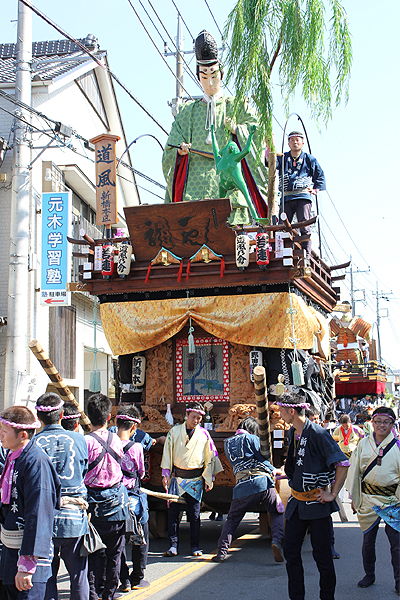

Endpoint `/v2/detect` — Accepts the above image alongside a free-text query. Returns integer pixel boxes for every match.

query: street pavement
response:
[56,494,399,599]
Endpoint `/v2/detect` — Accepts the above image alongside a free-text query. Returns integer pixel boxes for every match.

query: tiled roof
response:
[0,37,105,84]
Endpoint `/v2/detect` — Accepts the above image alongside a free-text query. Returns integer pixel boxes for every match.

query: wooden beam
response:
[330,260,351,271]
[28,340,91,432]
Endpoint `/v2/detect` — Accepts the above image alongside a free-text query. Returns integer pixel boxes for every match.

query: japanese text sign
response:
[40,191,71,306]
[90,133,120,226]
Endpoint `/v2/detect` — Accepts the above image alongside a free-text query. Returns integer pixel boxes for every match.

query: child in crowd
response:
[116,405,150,592]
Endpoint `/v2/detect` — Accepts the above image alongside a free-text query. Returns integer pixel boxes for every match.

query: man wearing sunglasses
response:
[347,406,400,593]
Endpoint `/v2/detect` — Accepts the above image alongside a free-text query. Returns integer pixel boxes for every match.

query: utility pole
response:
[4,0,32,407]
[165,13,195,116]
[349,255,369,318]
[376,281,382,363]
[374,281,392,364]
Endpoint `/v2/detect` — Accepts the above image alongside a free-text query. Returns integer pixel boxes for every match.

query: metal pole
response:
[350,255,355,318]
[376,281,382,363]
[176,14,183,102]
[4,0,32,407]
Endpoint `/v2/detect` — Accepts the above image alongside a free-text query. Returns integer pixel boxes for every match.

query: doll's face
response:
[199,64,222,96]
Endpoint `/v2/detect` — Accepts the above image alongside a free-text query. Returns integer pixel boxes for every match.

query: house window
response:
[176,337,229,403]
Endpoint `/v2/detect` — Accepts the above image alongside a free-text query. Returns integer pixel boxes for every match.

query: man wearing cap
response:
[0,405,61,600]
[162,30,269,225]
[276,131,326,258]
[278,391,348,600]
[347,406,400,593]
[161,401,222,556]
[35,392,90,600]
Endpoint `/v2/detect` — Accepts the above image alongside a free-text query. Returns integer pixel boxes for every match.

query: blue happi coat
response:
[224,432,275,499]
[285,419,346,520]
[108,426,154,451]
[35,424,89,538]
[277,151,326,202]
[0,439,61,585]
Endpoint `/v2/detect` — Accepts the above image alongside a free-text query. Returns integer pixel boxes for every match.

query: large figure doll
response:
[162,30,269,225]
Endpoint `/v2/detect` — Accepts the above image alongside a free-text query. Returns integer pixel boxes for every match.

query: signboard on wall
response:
[40,191,72,306]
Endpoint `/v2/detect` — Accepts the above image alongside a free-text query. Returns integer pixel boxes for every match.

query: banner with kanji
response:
[90,133,120,226]
[40,191,72,306]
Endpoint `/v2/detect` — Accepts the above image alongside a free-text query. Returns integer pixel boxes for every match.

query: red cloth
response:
[234,134,268,219]
[341,425,353,446]
[335,380,386,396]
[172,154,188,202]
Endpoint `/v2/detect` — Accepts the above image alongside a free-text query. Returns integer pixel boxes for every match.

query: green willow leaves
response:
[224,0,352,152]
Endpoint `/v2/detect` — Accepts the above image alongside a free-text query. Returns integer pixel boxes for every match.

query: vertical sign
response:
[90,133,120,226]
[40,191,72,306]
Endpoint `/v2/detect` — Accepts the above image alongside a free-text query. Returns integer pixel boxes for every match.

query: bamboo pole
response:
[28,340,91,432]
[253,365,272,461]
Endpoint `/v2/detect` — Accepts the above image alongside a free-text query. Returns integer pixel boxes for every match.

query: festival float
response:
[67,28,353,532]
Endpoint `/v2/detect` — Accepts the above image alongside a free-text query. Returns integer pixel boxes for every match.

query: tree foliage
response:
[224,0,352,150]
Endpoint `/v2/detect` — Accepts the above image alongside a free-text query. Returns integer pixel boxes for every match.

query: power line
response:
[125,0,195,101]
[146,0,202,92]
[171,0,194,40]
[19,0,169,136]
[137,0,167,45]
[203,0,229,49]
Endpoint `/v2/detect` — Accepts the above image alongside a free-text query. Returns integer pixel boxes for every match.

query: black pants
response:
[217,488,284,557]
[168,493,201,552]
[362,521,400,585]
[283,508,336,600]
[120,521,149,586]
[283,199,312,257]
[44,536,89,600]
[5,583,46,600]
[88,519,125,600]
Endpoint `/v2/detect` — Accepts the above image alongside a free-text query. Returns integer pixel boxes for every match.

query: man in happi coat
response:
[212,416,284,563]
[347,406,400,592]
[35,393,89,600]
[274,131,325,257]
[278,392,348,600]
[162,30,269,225]
[161,402,222,556]
[0,406,61,600]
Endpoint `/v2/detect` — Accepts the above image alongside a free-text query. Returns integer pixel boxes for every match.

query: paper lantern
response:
[256,232,269,266]
[117,241,132,277]
[249,349,263,382]
[102,244,114,277]
[236,234,250,269]
[132,355,146,387]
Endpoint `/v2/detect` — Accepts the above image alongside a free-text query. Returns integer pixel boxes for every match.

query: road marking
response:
[123,528,262,599]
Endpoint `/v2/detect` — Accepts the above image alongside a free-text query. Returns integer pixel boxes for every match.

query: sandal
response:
[164,548,179,557]
[192,549,203,557]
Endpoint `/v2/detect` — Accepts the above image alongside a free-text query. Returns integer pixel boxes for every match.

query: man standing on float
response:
[162,30,269,225]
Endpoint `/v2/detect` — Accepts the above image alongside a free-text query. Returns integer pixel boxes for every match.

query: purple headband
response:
[276,401,310,409]
[35,399,64,412]
[0,416,41,430]
[186,408,205,416]
[61,413,81,420]
[116,414,141,424]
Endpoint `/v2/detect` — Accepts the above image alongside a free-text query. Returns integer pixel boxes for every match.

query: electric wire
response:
[203,0,229,49]
[137,0,167,45]
[19,0,169,136]
[0,105,166,192]
[125,0,195,101]
[146,0,202,92]
[171,0,194,40]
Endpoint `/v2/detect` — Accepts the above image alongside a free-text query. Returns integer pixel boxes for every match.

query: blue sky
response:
[2,0,400,371]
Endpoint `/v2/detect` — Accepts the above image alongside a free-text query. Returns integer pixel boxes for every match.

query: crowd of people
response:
[0,391,398,600]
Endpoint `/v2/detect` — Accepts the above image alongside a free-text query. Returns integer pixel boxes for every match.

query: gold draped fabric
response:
[100,292,329,358]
